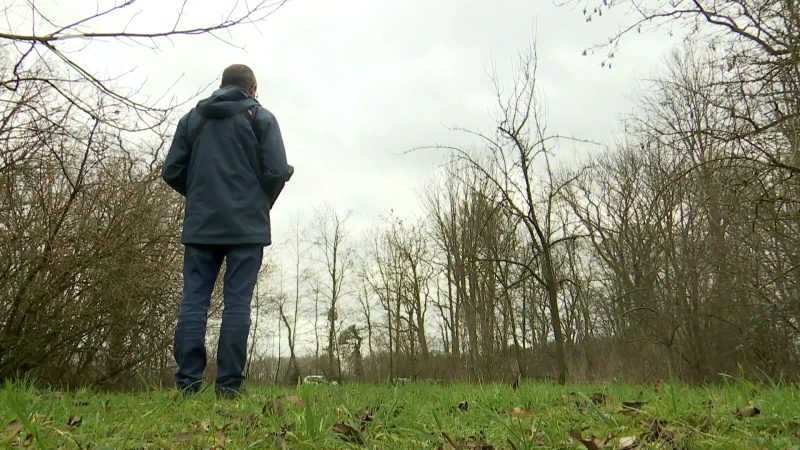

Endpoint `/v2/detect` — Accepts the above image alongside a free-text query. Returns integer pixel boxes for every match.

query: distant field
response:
[1,378,797,449]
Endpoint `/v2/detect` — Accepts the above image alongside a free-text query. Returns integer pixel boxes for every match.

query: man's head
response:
[221,64,258,98]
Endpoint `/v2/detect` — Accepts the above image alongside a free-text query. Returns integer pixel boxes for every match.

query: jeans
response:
[173,244,263,394]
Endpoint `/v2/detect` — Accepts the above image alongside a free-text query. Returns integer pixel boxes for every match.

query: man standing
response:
[161,64,293,398]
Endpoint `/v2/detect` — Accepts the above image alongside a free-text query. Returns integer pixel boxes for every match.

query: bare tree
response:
[311,204,355,382]
[562,0,799,173]
[0,0,290,131]
[416,40,590,384]
[278,212,312,383]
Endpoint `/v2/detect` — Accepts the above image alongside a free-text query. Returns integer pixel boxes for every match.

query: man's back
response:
[162,84,293,246]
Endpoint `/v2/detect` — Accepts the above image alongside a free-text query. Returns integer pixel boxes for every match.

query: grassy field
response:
[1,377,797,449]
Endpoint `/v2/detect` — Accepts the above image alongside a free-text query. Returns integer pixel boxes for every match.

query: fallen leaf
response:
[618,436,637,449]
[273,433,288,449]
[356,409,375,431]
[643,417,664,440]
[568,429,601,450]
[332,422,362,444]
[218,423,238,448]
[642,418,686,445]
[620,401,647,414]
[700,410,712,431]
[66,414,82,427]
[217,428,226,448]
[263,395,306,417]
[590,392,605,404]
[732,405,760,418]
[508,407,534,418]
[357,409,373,422]
[175,432,193,442]
[4,419,22,434]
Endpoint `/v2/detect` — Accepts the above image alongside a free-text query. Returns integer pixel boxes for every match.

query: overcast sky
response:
[14,0,678,241]
[7,0,679,354]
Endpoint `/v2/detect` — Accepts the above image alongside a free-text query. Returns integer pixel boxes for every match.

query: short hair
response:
[221,64,257,90]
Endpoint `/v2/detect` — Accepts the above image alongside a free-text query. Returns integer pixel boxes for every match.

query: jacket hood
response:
[195,85,260,118]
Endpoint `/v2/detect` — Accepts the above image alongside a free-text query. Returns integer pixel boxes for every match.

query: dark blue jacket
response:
[161,85,293,246]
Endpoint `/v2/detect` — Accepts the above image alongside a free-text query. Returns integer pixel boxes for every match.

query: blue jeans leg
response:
[215,244,263,393]
[174,245,224,393]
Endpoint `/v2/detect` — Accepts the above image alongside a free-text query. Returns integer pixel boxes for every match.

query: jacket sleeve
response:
[257,111,294,185]
[161,113,192,196]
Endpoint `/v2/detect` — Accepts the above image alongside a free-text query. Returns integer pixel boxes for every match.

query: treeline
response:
[263,0,800,385]
[1,0,798,387]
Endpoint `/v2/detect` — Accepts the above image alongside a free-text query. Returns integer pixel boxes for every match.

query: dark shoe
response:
[177,381,202,397]
[216,386,245,399]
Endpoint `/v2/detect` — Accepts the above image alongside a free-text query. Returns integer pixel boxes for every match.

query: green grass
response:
[1,378,798,449]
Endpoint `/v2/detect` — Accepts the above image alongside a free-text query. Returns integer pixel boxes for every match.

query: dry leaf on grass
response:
[643,418,664,439]
[217,423,238,448]
[263,395,307,417]
[700,410,712,431]
[356,409,383,431]
[642,417,687,446]
[732,405,760,418]
[568,429,605,450]
[332,422,362,444]
[66,414,82,427]
[590,393,606,405]
[4,419,22,435]
[217,429,226,448]
[273,433,288,449]
[618,436,638,449]
[175,431,193,442]
[357,409,373,422]
[619,400,647,415]
[508,407,534,418]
